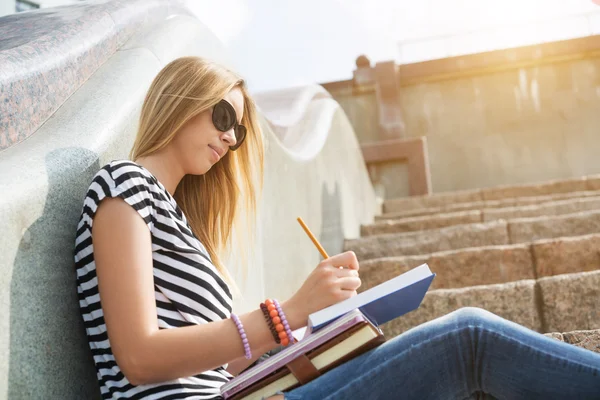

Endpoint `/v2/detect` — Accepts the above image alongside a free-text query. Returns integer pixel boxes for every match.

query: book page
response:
[292,327,307,341]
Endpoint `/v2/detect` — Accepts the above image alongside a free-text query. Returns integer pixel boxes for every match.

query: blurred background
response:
[2,0,600,92]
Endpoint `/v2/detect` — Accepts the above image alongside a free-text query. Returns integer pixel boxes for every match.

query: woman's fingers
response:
[320,251,360,271]
[337,276,361,291]
[335,267,359,278]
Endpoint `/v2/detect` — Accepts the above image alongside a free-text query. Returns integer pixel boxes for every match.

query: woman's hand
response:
[286,251,361,324]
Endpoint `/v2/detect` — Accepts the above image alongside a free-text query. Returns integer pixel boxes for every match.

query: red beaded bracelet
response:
[260,303,281,344]
[264,299,292,346]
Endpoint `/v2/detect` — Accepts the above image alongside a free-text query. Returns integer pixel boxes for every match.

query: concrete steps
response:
[380,190,600,220]
[381,270,600,338]
[359,233,600,291]
[366,195,600,235]
[347,209,600,261]
[383,175,600,214]
[353,177,600,353]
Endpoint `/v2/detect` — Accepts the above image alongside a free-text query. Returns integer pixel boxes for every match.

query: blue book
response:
[306,264,435,333]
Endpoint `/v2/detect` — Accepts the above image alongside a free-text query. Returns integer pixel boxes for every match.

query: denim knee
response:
[449,307,497,328]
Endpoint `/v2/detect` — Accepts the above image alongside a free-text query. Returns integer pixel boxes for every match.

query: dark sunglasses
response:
[212,99,247,151]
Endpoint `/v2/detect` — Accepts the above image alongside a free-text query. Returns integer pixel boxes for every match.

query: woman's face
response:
[172,87,244,175]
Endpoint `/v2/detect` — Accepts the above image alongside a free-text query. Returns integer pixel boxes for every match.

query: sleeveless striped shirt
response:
[74,160,234,399]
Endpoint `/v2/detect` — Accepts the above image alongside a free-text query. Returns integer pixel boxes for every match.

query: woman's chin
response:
[196,166,212,175]
[187,160,213,176]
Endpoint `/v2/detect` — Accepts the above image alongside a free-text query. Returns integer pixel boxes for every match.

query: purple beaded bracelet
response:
[230,313,252,359]
[273,299,295,346]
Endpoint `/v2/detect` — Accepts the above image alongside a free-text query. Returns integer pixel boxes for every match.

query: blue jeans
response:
[280,308,600,399]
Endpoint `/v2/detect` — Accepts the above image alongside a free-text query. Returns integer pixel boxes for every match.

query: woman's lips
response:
[209,145,220,162]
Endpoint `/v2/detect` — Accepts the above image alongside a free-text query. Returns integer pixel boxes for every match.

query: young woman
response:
[75,56,600,400]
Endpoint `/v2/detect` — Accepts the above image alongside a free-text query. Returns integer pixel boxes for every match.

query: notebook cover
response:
[227,321,385,400]
[309,265,435,331]
[359,273,435,327]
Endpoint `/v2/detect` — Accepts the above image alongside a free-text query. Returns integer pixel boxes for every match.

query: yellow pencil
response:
[297,217,329,259]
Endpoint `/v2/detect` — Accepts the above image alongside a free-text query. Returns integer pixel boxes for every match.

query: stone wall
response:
[325,38,600,197]
[401,58,600,193]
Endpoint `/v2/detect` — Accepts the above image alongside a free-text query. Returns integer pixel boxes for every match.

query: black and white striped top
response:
[75,160,234,399]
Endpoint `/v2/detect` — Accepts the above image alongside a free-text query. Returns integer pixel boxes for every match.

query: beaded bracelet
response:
[274,299,295,346]
[260,303,281,344]
[230,313,252,360]
[262,300,287,345]
[264,299,293,346]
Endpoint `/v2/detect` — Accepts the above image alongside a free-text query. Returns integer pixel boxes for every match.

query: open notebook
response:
[307,263,434,334]
[221,263,435,400]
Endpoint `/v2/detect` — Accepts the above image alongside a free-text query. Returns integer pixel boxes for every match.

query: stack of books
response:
[221,263,435,400]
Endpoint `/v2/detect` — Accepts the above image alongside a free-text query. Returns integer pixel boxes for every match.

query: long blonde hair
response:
[130,56,264,296]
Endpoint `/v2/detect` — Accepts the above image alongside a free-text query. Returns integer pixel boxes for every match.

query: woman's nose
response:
[222,129,237,147]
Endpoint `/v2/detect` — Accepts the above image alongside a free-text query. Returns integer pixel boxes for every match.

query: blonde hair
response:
[130,56,264,297]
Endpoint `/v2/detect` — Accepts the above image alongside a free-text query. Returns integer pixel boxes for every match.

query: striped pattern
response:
[75,160,234,399]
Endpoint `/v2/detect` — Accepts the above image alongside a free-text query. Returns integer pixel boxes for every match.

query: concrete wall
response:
[0,2,376,398]
[329,55,600,196]
[331,91,411,199]
[401,58,600,193]
[334,91,379,145]
[249,86,378,307]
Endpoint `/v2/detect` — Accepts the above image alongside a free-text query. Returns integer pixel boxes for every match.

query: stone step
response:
[366,196,600,236]
[361,244,532,291]
[359,233,600,292]
[366,210,482,236]
[348,220,509,261]
[537,270,600,333]
[368,196,600,236]
[380,190,600,220]
[383,279,542,337]
[383,176,600,214]
[381,270,600,338]
[348,210,600,260]
[545,329,600,354]
[484,195,600,222]
[510,209,600,243]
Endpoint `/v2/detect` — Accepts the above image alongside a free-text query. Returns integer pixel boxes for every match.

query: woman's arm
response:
[225,342,275,376]
[93,197,304,385]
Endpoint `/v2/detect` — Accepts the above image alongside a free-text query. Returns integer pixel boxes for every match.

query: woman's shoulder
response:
[84,159,160,208]
[81,160,158,230]
[104,159,150,179]
[91,159,155,189]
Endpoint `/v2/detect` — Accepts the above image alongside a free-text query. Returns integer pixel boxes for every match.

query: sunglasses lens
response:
[230,125,247,151]
[212,101,235,131]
